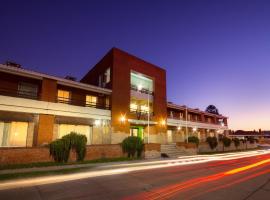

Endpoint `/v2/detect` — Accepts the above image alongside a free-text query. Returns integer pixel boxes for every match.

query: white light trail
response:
[0,149,269,191]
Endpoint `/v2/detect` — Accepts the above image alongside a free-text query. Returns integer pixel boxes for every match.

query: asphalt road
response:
[0,152,270,200]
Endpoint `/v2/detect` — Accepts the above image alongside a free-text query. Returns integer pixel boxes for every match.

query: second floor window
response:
[86,95,97,107]
[57,90,70,103]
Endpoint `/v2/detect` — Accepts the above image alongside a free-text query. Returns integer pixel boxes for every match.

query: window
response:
[18,82,38,98]
[57,90,70,103]
[130,72,153,93]
[58,124,92,145]
[105,97,110,108]
[86,95,97,107]
[105,68,110,83]
[0,122,28,147]
[130,103,138,112]
[140,105,149,113]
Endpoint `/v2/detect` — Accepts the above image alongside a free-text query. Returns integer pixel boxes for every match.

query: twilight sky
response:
[1,0,270,130]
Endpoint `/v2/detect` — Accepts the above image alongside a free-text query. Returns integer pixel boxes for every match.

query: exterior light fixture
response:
[160,119,166,126]
[94,119,101,126]
[120,115,126,124]
[193,127,197,132]
[177,126,181,131]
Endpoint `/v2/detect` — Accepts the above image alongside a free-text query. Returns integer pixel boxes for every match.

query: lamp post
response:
[147,89,150,144]
[138,84,150,144]
[185,107,188,143]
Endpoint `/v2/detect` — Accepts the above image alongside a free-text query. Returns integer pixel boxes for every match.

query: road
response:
[0,150,270,200]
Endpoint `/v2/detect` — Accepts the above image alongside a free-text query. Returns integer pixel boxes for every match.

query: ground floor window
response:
[57,124,92,145]
[0,121,28,147]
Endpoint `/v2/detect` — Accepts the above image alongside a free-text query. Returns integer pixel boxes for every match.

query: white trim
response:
[167,118,228,130]
[128,119,157,125]
[0,95,111,120]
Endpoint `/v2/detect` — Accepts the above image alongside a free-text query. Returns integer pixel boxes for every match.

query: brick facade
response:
[0,144,124,165]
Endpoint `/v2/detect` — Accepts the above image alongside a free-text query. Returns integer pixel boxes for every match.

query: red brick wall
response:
[41,78,57,102]
[0,147,53,164]
[144,143,161,151]
[80,48,167,133]
[37,114,55,146]
[0,144,124,165]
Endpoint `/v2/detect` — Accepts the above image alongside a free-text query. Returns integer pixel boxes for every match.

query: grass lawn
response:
[0,157,141,181]
[0,157,140,170]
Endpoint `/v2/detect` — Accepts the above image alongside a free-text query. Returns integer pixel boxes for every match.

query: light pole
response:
[185,107,188,143]
[147,89,150,144]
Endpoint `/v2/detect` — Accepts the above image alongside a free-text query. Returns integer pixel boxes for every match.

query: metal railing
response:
[57,96,110,110]
[0,87,39,100]
[130,110,154,120]
[167,113,226,126]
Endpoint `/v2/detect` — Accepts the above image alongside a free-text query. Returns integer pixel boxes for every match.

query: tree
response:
[205,105,220,115]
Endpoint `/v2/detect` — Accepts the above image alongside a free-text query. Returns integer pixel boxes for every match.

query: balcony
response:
[0,87,39,100]
[130,109,154,121]
[57,96,110,110]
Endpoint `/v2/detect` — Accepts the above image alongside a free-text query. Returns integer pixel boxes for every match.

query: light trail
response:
[124,156,270,200]
[186,168,270,200]
[0,149,269,191]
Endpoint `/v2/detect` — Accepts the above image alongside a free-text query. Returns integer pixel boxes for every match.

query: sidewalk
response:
[0,149,268,175]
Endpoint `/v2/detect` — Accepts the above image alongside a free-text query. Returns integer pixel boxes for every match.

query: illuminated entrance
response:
[130,126,144,140]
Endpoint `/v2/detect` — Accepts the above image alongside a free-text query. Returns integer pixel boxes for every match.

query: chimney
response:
[65,75,77,81]
[6,61,21,68]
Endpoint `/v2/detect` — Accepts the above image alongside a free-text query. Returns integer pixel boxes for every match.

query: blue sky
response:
[1,0,270,130]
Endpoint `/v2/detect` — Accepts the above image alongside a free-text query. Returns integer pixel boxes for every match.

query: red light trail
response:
[124,156,270,200]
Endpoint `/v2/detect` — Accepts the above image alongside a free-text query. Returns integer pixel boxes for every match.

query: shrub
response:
[188,136,199,146]
[121,136,143,158]
[222,137,231,147]
[49,132,87,163]
[206,136,218,150]
[233,138,240,148]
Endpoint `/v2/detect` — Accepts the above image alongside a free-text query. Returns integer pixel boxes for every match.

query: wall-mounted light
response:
[177,126,181,131]
[193,127,197,132]
[160,119,166,126]
[120,114,126,124]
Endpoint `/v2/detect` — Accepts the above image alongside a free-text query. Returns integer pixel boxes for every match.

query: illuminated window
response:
[130,72,153,92]
[0,122,28,147]
[105,97,110,108]
[57,90,70,103]
[140,105,149,113]
[86,95,97,107]
[130,103,138,112]
[58,124,92,145]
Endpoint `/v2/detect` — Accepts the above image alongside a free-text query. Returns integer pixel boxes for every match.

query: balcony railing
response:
[130,110,154,121]
[167,113,226,126]
[0,87,39,100]
[130,84,154,95]
[57,96,110,110]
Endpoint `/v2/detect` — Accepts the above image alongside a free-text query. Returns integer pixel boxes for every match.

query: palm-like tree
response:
[205,105,219,115]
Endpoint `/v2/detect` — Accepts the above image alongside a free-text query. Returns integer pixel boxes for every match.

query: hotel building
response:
[0,48,228,158]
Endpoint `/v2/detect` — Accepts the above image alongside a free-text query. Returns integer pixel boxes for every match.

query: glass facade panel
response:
[130,72,153,92]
